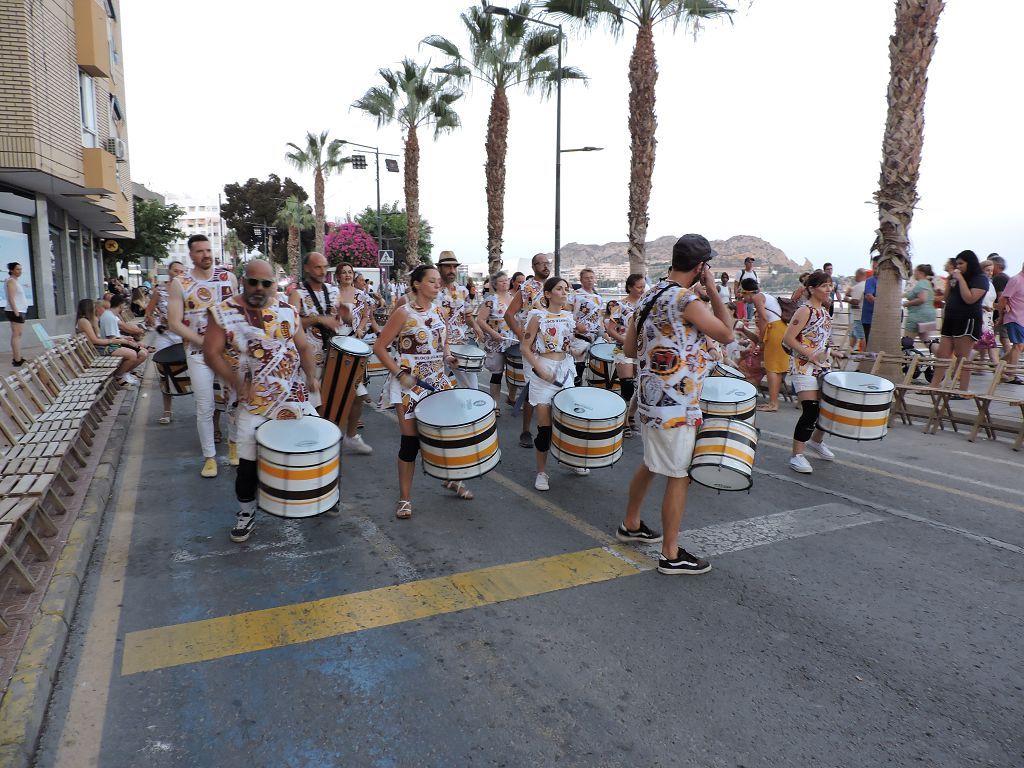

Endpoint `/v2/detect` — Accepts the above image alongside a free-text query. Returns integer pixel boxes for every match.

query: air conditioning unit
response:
[104,137,127,161]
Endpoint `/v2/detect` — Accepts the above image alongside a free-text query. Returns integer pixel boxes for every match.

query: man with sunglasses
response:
[204,259,320,543]
[168,234,239,478]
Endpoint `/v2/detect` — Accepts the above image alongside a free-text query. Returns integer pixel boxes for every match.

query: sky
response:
[121,0,1024,277]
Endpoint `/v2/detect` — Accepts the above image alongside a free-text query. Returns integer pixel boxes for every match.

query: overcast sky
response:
[122,0,1023,276]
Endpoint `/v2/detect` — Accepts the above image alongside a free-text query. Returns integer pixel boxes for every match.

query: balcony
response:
[82,147,118,194]
[75,0,111,78]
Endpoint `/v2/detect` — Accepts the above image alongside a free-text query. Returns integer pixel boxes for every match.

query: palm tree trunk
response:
[404,125,420,270]
[288,225,300,279]
[485,85,509,276]
[869,0,944,376]
[627,21,658,278]
[314,169,326,254]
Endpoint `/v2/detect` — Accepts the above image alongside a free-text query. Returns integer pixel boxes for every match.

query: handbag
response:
[916,320,937,336]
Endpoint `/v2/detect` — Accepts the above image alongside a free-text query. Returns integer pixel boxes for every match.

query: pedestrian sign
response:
[378,250,394,266]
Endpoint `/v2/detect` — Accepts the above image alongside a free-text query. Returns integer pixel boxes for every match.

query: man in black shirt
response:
[990,254,1010,357]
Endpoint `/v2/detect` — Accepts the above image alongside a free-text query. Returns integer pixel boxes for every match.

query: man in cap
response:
[435,251,477,391]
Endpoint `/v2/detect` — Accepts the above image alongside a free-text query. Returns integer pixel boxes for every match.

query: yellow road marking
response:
[121,546,648,676]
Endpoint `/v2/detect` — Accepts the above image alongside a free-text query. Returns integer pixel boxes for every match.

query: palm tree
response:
[546,0,733,276]
[352,59,462,273]
[284,131,347,254]
[424,1,585,276]
[868,0,944,373]
[223,229,245,265]
[275,196,315,278]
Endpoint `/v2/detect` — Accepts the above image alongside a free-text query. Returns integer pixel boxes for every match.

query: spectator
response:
[130,287,148,317]
[902,264,937,346]
[995,259,1024,384]
[989,255,1011,359]
[845,268,867,351]
[734,257,758,322]
[822,262,840,314]
[76,298,145,386]
[4,261,27,367]
[973,260,1000,364]
[717,272,732,303]
[791,272,811,307]
[104,295,146,343]
[936,250,990,395]
[861,257,880,343]
[511,271,525,292]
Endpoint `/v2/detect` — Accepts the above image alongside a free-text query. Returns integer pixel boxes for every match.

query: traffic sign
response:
[378,250,394,266]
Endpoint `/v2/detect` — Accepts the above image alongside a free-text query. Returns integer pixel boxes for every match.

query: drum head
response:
[256,416,341,453]
[823,371,895,394]
[153,342,185,364]
[714,362,745,379]
[588,342,616,363]
[415,389,496,427]
[553,386,626,420]
[330,336,371,356]
[700,377,757,404]
[450,344,484,358]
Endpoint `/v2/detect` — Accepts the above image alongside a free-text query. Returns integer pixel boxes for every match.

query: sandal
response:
[442,480,474,500]
[494,407,502,417]
[396,500,413,519]
[756,404,779,412]
[158,411,172,425]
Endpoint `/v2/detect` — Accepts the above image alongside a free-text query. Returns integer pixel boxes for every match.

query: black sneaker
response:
[615,521,663,544]
[519,431,533,448]
[657,547,711,575]
[230,510,255,543]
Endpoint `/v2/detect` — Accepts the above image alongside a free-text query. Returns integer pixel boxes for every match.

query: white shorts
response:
[527,356,575,407]
[641,422,697,478]
[790,373,820,393]
[484,350,505,374]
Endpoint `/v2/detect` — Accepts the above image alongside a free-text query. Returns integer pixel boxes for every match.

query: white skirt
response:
[527,356,575,407]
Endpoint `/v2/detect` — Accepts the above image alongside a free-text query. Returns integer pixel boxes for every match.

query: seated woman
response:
[75,298,147,386]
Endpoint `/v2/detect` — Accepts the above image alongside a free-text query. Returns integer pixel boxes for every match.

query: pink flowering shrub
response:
[324,222,378,268]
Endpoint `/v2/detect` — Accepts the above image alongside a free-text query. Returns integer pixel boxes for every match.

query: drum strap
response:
[634,282,677,336]
[304,282,332,318]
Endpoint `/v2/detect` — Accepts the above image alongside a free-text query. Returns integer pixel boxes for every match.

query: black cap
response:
[672,234,717,271]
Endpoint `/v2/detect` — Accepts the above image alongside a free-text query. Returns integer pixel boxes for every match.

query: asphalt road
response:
[33,371,1024,768]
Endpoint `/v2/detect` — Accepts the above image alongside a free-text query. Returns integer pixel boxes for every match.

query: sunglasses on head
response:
[245,278,274,288]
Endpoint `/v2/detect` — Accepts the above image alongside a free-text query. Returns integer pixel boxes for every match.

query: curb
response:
[0,384,141,768]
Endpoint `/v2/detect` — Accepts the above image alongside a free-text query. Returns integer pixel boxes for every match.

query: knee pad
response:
[534,425,552,453]
[490,372,503,386]
[235,458,258,503]
[398,434,420,462]
[620,378,635,403]
[795,399,820,443]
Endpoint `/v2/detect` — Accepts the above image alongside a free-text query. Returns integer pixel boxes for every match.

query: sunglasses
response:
[245,278,274,289]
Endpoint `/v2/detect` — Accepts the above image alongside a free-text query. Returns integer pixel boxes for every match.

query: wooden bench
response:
[968,363,1024,450]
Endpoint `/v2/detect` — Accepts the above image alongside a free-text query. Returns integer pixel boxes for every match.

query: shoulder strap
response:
[634,283,677,334]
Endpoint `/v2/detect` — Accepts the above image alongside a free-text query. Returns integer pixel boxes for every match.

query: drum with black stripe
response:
[550,386,626,468]
[415,389,501,480]
[585,342,619,391]
[153,342,191,396]
[256,416,341,518]
[321,336,370,427]
[818,371,894,441]
[710,361,745,379]
[505,344,525,389]
[689,417,758,491]
[699,377,757,424]
[450,343,485,372]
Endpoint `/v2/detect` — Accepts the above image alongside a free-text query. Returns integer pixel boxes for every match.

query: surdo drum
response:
[366,353,388,379]
[256,416,341,518]
[550,387,626,468]
[153,343,191,396]
[415,389,501,480]
[504,344,525,389]
[711,361,745,379]
[818,371,895,441]
[689,417,758,492]
[450,343,485,373]
[585,342,619,391]
[320,336,370,427]
[699,377,758,424]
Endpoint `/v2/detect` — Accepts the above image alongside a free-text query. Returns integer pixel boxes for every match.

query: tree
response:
[868,0,944,370]
[324,221,379,268]
[284,131,348,254]
[425,2,585,276]
[546,0,734,276]
[221,175,310,265]
[223,229,245,264]
[275,196,315,278]
[107,198,184,273]
[354,201,434,271]
[352,59,462,272]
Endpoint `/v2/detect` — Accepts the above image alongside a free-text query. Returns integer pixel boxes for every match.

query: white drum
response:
[366,353,388,379]
[819,371,895,441]
[711,362,745,379]
[689,418,758,492]
[450,343,485,372]
[256,417,341,518]
[550,387,626,468]
[699,377,757,424]
[586,342,619,391]
[415,389,501,480]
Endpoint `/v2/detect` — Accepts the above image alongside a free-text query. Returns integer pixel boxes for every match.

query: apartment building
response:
[165,193,230,267]
[0,0,133,345]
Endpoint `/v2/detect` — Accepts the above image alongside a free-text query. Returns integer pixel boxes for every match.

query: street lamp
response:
[339,139,400,261]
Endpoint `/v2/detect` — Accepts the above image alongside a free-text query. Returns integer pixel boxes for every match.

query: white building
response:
[165,193,230,266]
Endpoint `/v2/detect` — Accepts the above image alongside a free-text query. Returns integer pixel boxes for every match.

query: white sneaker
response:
[806,440,835,461]
[789,454,813,474]
[120,373,139,386]
[534,472,550,491]
[571,467,590,476]
[343,434,373,455]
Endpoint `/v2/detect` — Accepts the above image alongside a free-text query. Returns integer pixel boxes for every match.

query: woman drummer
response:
[144,261,186,424]
[521,277,589,491]
[373,264,472,519]
[783,269,836,474]
[604,273,646,437]
[476,270,518,414]
[334,263,374,339]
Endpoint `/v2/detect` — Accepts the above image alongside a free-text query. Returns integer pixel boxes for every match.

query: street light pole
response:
[340,140,399,259]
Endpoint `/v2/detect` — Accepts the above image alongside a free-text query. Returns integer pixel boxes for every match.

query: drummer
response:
[144,260,186,425]
[373,264,473,519]
[604,273,646,438]
[617,234,734,575]
[434,251,477,391]
[570,268,604,385]
[203,259,320,543]
[330,262,375,453]
[504,254,552,448]
[521,277,590,490]
[476,270,519,415]
[782,269,836,474]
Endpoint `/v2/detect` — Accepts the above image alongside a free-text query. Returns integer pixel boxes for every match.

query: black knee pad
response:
[795,399,820,443]
[490,372,503,386]
[620,378,635,403]
[398,434,420,462]
[574,362,585,386]
[534,425,552,453]
[235,458,258,503]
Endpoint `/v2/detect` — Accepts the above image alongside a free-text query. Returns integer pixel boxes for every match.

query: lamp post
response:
[339,140,400,259]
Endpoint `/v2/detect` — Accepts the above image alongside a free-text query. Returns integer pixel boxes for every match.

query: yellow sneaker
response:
[228,441,239,466]
[201,457,218,478]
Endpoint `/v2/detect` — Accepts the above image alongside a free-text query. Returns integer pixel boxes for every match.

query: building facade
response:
[164,193,231,268]
[0,0,133,347]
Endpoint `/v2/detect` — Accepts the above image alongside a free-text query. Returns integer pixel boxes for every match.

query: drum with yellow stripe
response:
[585,342,619,392]
[415,389,501,480]
[710,361,745,379]
[256,416,341,518]
[551,386,626,468]
[689,417,758,492]
[366,352,388,379]
[699,377,757,424]
[505,344,525,389]
[818,371,894,441]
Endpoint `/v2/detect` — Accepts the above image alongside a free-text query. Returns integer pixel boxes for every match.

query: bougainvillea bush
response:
[324,221,378,268]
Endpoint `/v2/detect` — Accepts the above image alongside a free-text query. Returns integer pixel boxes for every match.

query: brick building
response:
[0,0,133,347]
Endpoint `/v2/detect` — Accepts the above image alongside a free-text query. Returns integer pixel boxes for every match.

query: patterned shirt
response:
[635,281,713,429]
[605,297,640,355]
[153,284,182,345]
[179,266,235,356]
[515,277,546,330]
[293,281,340,371]
[527,308,574,355]
[381,302,454,416]
[434,282,471,345]
[573,290,604,341]
[481,293,516,354]
[789,306,832,377]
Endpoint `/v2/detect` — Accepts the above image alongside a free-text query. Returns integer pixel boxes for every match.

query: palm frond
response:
[543,0,627,34]
[421,34,462,59]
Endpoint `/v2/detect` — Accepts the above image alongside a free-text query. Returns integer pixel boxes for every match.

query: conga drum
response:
[818,371,895,441]
[585,342,619,391]
[256,416,341,517]
[689,418,758,491]
[699,377,758,424]
[415,389,500,480]
[505,344,525,389]
[711,361,745,379]
[153,343,191,396]
[550,387,626,468]
[320,336,370,427]
[450,343,485,373]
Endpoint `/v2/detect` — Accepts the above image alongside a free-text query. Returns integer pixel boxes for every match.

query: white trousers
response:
[186,355,236,458]
[235,409,268,462]
[452,368,479,391]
